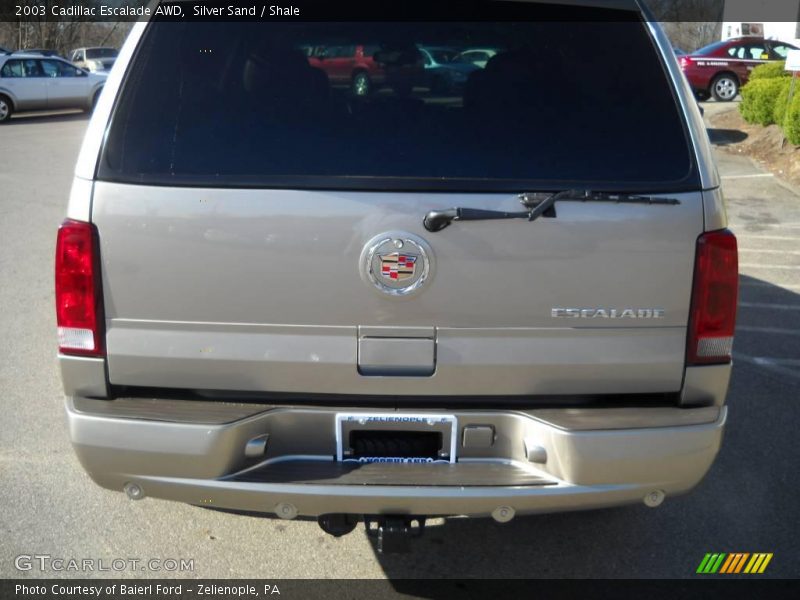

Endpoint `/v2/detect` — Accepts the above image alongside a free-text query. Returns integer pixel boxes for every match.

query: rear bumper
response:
[66,397,726,518]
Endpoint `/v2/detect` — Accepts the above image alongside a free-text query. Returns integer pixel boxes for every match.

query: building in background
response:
[722,0,800,45]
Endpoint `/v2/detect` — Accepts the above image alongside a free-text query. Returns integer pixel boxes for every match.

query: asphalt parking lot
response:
[0,104,799,580]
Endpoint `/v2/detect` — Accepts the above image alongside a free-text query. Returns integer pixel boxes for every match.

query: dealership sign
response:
[785,49,800,71]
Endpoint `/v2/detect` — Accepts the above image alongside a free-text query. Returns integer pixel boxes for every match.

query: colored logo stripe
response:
[697,553,773,574]
[697,553,726,573]
[744,553,773,574]
[719,553,749,573]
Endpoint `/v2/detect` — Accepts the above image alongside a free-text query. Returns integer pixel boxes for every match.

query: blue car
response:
[419,46,480,93]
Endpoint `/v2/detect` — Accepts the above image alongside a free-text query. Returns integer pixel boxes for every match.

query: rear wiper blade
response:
[422,190,681,233]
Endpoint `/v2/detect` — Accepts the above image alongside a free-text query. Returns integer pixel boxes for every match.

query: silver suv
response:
[0,54,106,122]
[58,2,738,550]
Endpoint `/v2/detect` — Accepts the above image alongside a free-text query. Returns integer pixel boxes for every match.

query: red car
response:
[306,44,383,96]
[680,37,798,101]
[305,44,425,97]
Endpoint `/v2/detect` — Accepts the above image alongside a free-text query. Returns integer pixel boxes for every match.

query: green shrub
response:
[740,77,790,125]
[739,63,800,145]
[748,61,789,81]
[783,87,800,145]
[773,79,793,124]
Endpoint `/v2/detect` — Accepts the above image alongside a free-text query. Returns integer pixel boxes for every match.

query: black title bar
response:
[3,579,800,600]
[1,0,784,23]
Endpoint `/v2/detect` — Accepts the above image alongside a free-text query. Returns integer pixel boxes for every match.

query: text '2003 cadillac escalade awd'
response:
[57,1,738,550]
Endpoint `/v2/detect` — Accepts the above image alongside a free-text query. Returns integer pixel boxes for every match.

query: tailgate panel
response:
[105,321,685,395]
[94,182,701,396]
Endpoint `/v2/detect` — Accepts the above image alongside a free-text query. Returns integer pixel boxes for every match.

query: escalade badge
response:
[361,233,433,297]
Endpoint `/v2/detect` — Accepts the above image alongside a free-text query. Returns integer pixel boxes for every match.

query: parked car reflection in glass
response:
[418,46,480,94]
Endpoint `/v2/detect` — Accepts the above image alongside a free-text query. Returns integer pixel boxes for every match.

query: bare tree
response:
[645,0,725,52]
[0,1,135,55]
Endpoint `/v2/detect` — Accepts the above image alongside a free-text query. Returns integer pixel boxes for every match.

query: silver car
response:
[0,54,106,122]
[59,1,737,551]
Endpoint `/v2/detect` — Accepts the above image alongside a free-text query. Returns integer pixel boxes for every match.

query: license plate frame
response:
[335,413,458,464]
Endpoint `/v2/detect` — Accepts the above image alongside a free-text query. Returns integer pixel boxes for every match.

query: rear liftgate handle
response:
[357,326,435,377]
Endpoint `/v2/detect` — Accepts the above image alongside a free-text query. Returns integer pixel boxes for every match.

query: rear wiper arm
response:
[422,190,680,233]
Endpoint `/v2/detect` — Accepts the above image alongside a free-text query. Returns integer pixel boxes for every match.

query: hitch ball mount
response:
[317,513,427,553]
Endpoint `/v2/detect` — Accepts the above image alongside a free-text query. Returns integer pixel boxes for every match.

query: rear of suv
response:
[59,1,736,546]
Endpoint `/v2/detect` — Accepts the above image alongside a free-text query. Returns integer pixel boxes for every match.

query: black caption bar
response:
[0,0,633,23]
[2,0,799,23]
[2,580,800,600]
[0,0,744,23]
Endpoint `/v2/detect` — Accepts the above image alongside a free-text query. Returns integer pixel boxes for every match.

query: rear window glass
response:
[86,48,118,59]
[100,19,697,191]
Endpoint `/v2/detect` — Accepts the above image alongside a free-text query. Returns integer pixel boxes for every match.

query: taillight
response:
[55,219,104,356]
[687,229,738,365]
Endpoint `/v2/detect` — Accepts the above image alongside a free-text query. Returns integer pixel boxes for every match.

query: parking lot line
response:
[738,302,800,311]
[752,357,800,366]
[721,173,774,179]
[739,223,800,228]
[737,326,800,336]
[739,264,800,270]
[735,235,800,241]
[739,249,800,255]
[735,354,800,382]
[738,282,800,292]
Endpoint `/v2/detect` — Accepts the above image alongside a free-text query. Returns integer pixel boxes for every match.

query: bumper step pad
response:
[230,460,555,487]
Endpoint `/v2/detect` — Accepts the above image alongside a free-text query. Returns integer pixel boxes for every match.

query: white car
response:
[456,48,499,68]
[70,47,118,73]
[0,53,106,122]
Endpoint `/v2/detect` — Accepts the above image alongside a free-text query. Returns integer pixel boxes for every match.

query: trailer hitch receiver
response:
[365,516,426,554]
